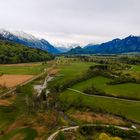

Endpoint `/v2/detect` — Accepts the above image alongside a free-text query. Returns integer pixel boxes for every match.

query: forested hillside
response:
[0,40,54,64]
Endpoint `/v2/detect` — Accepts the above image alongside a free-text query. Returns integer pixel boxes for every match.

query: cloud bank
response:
[0,0,140,45]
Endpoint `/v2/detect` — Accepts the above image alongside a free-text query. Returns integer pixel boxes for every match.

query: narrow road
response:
[68,88,140,103]
[0,70,46,99]
[47,126,79,140]
[0,61,57,99]
[47,124,136,140]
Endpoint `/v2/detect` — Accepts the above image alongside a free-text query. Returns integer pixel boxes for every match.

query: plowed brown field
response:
[0,75,34,88]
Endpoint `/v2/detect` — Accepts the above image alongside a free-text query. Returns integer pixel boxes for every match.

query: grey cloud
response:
[0,0,140,44]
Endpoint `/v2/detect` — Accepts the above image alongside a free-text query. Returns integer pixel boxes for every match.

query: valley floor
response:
[0,56,140,140]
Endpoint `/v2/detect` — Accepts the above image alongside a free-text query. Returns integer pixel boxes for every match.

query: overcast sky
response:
[0,0,140,45]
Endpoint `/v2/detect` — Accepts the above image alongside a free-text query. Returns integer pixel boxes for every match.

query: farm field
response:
[0,62,48,94]
[59,89,140,123]
[1,57,140,139]
[0,62,47,75]
[71,76,140,99]
[49,61,97,87]
[53,58,140,124]
[0,75,34,88]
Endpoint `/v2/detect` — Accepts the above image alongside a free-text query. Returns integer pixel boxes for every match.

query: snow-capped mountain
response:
[12,31,37,41]
[54,42,80,52]
[0,29,60,54]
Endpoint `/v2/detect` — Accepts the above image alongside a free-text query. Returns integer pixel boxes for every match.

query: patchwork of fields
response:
[47,59,140,124]
[60,90,140,123]
[0,62,48,139]
[0,62,48,94]
[0,58,140,139]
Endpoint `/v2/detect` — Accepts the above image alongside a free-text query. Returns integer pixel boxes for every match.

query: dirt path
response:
[47,124,136,140]
[47,126,79,140]
[68,88,140,103]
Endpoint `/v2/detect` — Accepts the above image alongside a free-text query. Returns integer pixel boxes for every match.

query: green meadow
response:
[49,61,96,86]
[56,61,140,123]
[59,90,140,123]
[0,63,47,75]
[71,76,140,99]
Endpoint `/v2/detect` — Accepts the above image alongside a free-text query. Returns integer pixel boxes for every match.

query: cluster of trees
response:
[119,56,140,64]
[0,40,54,64]
[92,63,140,87]
[16,84,48,114]
[84,85,106,96]
[107,72,140,85]
[79,126,140,139]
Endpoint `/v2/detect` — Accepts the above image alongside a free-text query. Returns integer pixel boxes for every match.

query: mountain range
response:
[54,42,80,52]
[0,29,140,55]
[0,29,60,54]
[67,35,140,54]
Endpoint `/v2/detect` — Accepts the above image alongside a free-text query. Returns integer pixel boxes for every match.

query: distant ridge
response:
[0,29,60,54]
[67,35,140,54]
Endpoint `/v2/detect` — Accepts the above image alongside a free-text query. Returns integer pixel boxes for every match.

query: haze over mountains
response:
[0,29,60,54]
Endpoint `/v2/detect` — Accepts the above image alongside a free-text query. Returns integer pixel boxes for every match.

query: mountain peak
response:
[0,29,11,37]
[11,30,37,41]
[0,29,60,54]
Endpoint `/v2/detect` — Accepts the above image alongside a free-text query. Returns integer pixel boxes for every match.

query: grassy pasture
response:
[0,63,47,75]
[59,90,140,123]
[52,60,140,123]
[71,76,140,99]
[49,61,96,87]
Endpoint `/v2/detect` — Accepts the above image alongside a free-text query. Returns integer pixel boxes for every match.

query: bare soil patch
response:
[70,111,126,125]
[0,75,34,88]
[0,99,11,106]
